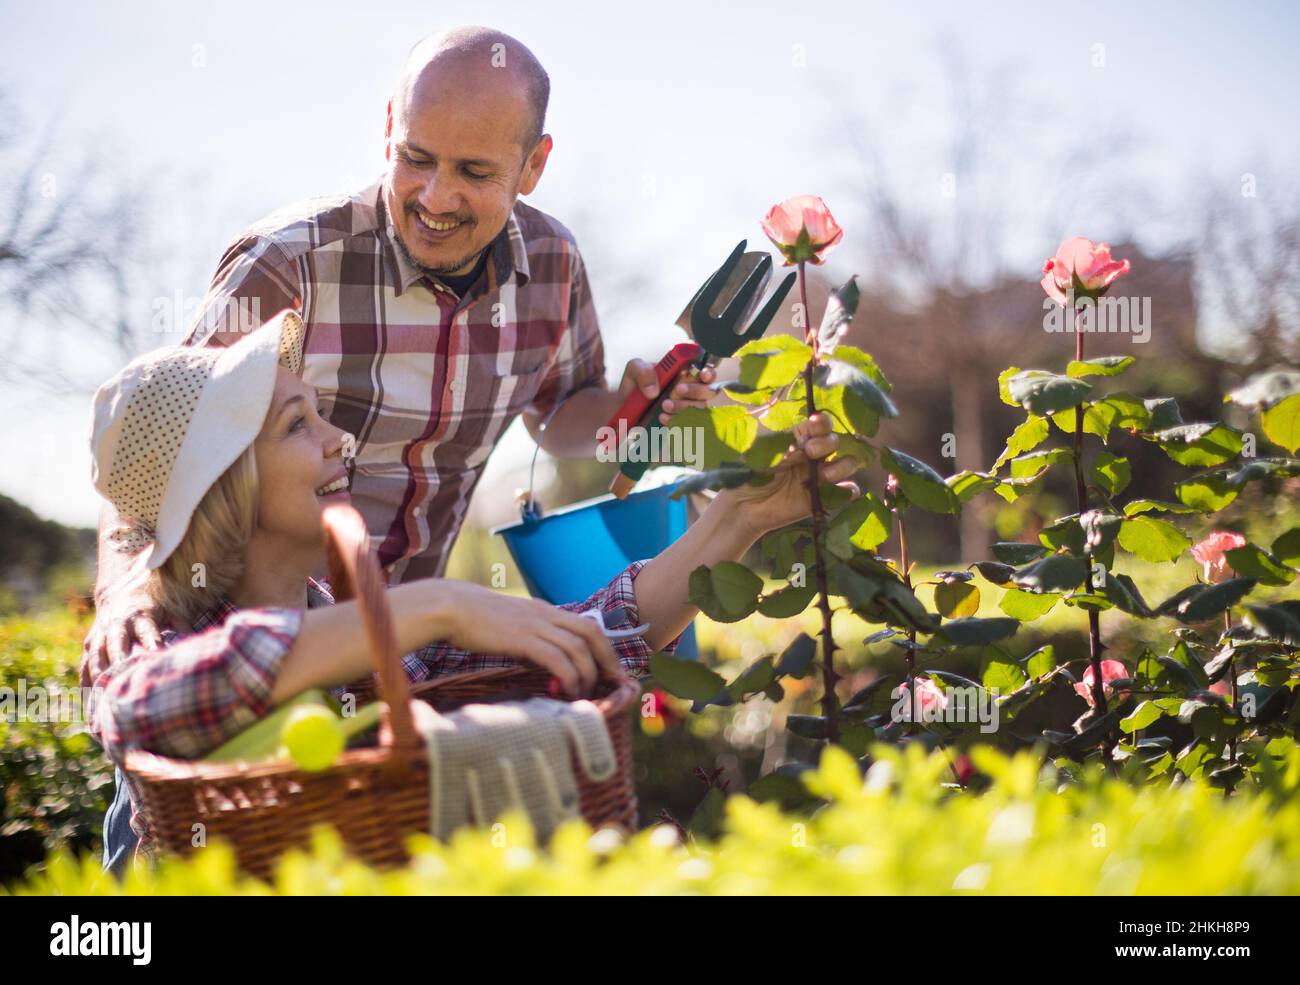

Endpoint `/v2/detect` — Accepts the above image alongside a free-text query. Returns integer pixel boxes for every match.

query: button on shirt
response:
[183,178,606,584]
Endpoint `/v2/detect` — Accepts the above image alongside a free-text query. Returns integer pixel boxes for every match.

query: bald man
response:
[83,26,716,677]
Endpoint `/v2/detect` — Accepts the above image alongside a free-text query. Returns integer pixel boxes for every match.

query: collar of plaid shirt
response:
[380,184,531,299]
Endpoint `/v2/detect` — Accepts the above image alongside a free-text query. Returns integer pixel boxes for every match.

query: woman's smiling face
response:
[252,367,351,550]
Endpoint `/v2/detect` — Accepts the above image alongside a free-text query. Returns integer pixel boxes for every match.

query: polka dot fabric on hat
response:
[277,310,304,375]
[104,349,219,533]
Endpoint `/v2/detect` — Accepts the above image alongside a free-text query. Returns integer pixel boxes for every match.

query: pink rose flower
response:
[1040,236,1131,303]
[1074,659,1128,707]
[1190,530,1247,583]
[761,195,843,266]
[896,677,949,722]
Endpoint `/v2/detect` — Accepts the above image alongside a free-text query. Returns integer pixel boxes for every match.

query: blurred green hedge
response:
[9,743,1300,895]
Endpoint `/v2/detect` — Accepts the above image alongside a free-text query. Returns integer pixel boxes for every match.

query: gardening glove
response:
[419,697,616,841]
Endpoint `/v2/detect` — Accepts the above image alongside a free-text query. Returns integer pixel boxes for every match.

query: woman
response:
[89,309,860,871]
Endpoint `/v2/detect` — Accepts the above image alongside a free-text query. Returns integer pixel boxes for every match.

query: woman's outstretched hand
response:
[417,581,627,697]
[715,414,861,535]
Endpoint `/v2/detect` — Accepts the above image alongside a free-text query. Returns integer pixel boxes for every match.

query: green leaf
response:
[1120,701,1166,734]
[1152,422,1243,467]
[844,673,904,716]
[1039,515,1086,555]
[1101,572,1154,617]
[973,560,1016,585]
[829,492,891,553]
[757,583,817,618]
[1009,447,1072,480]
[727,655,777,699]
[1049,402,1117,442]
[743,432,793,470]
[815,359,900,432]
[981,649,1027,692]
[831,560,939,633]
[1123,498,1198,516]
[786,714,829,739]
[999,588,1060,620]
[997,366,1023,406]
[947,470,999,503]
[1096,392,1151,431]
[1081,511,1124,555]
[1245,601,1300,646]
[1157,578,1257,623]
[1174,472,1239,512]
[935,617,1020,647]
[1068,355,1134,378]
[1006,371,1093,416]
[1091,451,1131,496]
[667,405,758,468]
[993,415,1050,469]
[739,346,809,389]
[718,380,775,407]
[734,333,813,360]
[991,542,1048,565]
[1164,641,1209,690]
[776,633,817,678]
[1272,528,1300,567]
[1261,393,1300,453]
[759,400,805,431]
[881,447,960,514]
[688,787,727,839]
[934,580,981,619]
[670,462,756,496]
[650,652,726,703]
[1024,644,1058,679]
[1144,397,1184,431]
[816,276,861,354]
[1117,516,1191,564]
[1224,544,1296,586]
[825,345,892,392]
[711,561,764,617]
[1012,554,1088,594]
[1063,593,1113,612]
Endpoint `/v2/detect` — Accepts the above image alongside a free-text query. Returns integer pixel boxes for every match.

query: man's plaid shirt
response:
[89,561,677,866]
[183,176,606,583]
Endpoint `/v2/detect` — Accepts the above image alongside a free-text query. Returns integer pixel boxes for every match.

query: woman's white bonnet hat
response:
[89,309,306,570]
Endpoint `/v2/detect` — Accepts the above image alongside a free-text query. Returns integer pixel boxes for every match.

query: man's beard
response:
[391,218,486,277]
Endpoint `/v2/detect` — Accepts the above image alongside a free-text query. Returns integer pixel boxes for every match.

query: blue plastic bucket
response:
[492,481,698,658]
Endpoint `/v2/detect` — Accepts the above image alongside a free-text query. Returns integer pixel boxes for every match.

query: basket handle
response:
[321,503,420,754]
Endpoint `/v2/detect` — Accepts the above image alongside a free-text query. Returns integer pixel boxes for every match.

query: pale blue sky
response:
[1,0,1296,525]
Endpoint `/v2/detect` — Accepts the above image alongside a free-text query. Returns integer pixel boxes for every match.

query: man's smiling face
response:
[384,51,551,277]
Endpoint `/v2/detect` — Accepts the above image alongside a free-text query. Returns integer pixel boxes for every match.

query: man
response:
[83,26,715,679]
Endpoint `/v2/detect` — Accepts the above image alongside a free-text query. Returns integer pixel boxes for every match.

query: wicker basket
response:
[123,504,639,881]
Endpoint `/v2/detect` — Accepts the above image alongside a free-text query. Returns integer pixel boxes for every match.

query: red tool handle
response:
[599,342,703,453]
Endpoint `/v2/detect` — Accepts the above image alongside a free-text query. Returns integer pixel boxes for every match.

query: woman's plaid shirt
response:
[89,561,678,864]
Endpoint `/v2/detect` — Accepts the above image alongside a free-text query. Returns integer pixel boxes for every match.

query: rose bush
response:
[649,200,1300,825]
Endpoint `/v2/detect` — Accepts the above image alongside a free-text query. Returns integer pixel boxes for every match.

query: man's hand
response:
[617,357,717,425]
[427,582,628,696]
[81,592,165,687]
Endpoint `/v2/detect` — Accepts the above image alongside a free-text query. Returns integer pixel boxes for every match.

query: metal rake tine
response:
[733,269,797,348]
[692,240,748,323]
[715,252,773,330]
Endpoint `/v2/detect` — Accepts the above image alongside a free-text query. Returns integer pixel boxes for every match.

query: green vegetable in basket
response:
[204,689,329,763]
[279,702,385,772]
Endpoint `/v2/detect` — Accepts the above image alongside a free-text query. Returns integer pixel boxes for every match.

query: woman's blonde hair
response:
[121,447,260,629]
